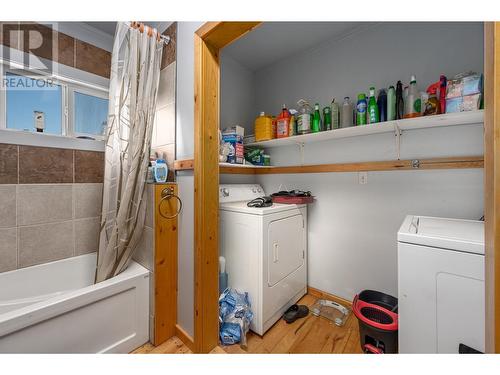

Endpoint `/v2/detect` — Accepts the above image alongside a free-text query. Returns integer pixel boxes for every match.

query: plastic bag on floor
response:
[219,288,253,347]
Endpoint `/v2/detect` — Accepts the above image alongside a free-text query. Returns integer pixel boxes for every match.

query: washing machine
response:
[219,184,307,335]
[397,215,485,353]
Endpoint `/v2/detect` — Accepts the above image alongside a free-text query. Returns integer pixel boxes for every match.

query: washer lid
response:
[219,201,304,215]
[398,215,484,255]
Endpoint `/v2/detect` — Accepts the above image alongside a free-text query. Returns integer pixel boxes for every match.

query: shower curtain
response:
[95,22,163,283]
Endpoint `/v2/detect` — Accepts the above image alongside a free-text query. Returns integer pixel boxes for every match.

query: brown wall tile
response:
[0,22,20,50]
[57,31,75,68]
[74,150,104,183]
[75,39,111,78]
[19,145,73,183]
[161,22,176,70]
[19,22,54,62]
[0,144,18,184]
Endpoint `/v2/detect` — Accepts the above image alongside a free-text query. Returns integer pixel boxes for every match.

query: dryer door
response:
[267,214,305,287]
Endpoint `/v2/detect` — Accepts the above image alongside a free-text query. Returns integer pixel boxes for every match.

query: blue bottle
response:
[153,159,168,183]
[377,89,387,122]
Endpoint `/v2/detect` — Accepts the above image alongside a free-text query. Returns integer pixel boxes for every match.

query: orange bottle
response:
[276,104,291,138]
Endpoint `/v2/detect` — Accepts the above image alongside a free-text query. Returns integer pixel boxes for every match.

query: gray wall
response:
[248,22,484,300]
[175,21,203,338]
[220,53,256,134]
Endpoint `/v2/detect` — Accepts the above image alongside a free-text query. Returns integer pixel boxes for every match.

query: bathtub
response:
[0,253,150,353]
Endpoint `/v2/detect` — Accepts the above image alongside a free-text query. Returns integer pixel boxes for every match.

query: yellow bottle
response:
[254,112,274,141]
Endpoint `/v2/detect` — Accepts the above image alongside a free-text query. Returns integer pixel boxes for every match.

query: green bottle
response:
[368,87,379,124]
[312,103,322,132]
[323,106,332,131]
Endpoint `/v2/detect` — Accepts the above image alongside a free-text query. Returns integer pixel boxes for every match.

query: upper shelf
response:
[245,110,484,149]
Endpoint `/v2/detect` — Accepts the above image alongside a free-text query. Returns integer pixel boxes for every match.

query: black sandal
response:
[283,304,309,324]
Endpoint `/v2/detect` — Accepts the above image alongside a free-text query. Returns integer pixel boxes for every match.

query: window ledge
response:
[0,129,105,152]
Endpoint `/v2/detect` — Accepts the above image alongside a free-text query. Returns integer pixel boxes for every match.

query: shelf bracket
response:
[296,142,305,165]
[394,123,402,160]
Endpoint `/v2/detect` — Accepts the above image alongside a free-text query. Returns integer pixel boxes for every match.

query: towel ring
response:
[158,187,182,219]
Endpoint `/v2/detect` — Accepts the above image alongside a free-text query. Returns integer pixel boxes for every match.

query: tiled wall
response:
[0,143,104,272]
[0,22,112,78]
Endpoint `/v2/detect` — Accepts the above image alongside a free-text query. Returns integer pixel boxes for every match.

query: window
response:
[5,72,63,135]
[73,91,108,137]
[1,65,109,140]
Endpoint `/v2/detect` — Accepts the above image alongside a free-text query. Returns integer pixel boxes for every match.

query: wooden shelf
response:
[245,110,484,149]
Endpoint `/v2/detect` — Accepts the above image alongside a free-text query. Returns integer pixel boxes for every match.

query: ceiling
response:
[222,22,367,71]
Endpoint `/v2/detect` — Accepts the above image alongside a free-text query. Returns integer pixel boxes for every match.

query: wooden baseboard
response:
[307,286,353,307]
[175,324,195,352]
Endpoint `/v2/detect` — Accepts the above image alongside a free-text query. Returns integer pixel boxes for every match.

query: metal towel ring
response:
[158,187,182,219]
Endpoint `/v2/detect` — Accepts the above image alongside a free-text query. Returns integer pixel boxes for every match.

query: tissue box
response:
[222,125,245,137]
[446,93,481,113]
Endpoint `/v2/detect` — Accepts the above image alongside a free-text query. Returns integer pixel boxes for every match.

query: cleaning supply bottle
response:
[276,104,291,138]
[424,82,440,116]
[404,75,421,118]
[396,81,404,120]
[297,99,313,135]
[254,112,273,141]
[368,87,379,124]
[312,103,322,132]
[153,159,168,183]
[323,106,332,131]
[387,86,396,121]
[356,93,367,126]
[330,98,340,129]
[377,88,387,122]
[439,75,447,114]
[341,97,353,128]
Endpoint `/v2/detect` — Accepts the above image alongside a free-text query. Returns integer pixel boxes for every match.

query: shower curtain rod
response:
[128,21,171,45]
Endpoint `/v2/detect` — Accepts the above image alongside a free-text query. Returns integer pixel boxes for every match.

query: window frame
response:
[0,61,109,141]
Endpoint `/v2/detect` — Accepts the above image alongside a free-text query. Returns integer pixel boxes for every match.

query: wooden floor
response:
[132,294,363,354]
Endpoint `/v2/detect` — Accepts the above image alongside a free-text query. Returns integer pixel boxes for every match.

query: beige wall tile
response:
[0,228,17,272]
[0,185,16,228]
[74,217,100,256]
[74,183,103,219]
[154,103,176,147]
[18,221,74,268]
[18,184,72,226]
[157,62,176,107]
[133,226,154,271]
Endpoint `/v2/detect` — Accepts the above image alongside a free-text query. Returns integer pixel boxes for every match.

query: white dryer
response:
[219,184,307,335]
[397,215,485,353]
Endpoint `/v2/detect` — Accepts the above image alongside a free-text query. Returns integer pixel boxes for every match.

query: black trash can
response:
[353,290,398,354]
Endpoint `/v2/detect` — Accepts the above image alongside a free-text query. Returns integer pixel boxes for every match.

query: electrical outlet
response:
[358,172,368,185]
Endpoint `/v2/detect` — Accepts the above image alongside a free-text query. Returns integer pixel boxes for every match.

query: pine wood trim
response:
[153,183,178,345]
[193,31,221,353]
[175,324,195,352]
[484,22,500,353]
[307,286,353,308]
[174,158,194,171]
[175,156,484,175]
[195,22,261,50]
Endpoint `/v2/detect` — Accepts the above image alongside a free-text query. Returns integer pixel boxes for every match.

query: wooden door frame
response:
[193,21,500,354]
[484,22,500,353]
[193,22,262,353]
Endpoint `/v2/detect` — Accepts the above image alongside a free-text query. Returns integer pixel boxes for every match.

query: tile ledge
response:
[0,129,105,152]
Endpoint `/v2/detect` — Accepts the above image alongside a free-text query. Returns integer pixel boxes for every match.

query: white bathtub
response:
[0,253,150,353]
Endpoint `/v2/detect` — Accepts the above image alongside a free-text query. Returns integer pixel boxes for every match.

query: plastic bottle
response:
[312,103,322,132]
[323,106,332,131]
[424,82,440,116]
[368,87,379,124]
[153,159,168,183]
[297,99,313,135]
[396,81,404,120]
[254,112,273,141]
[341,97,353,128]
[439,75,447,114]
[276,104,291,138]
[404,75,421,118]
[387,86,396,121]
[330,98,340,129]
[377,88,387,122]
[356,93,367,126]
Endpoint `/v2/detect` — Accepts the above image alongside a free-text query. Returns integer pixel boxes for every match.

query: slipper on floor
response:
[283,304,309,324]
